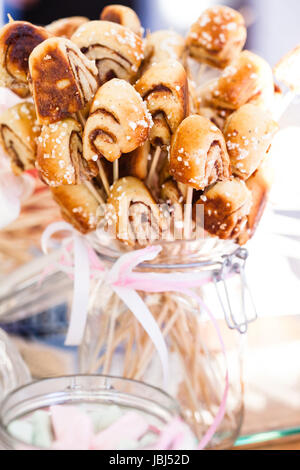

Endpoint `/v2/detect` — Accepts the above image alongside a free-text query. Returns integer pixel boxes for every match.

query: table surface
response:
[236,315,300,450]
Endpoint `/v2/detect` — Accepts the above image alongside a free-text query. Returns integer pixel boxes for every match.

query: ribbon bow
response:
[41,222,228,450]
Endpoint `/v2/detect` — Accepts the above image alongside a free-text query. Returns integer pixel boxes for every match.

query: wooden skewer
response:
[96,159,110,196]
[113,160,119,182]
[184,186,193,239]
[84,180,105,205]
[146,146,161,187]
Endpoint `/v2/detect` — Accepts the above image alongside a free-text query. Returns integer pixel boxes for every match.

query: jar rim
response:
[0,374,180,450]
[88,231,239,270]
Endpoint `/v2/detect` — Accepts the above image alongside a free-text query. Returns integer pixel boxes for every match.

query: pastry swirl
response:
[0,102,40,175]
[0,20,50,97]
[46,17,88,39]
[135,60,189,147]
[36,118,97,187]
[196,178,252,240]
[71,21,144,85]
[209,51,274,110]
[144,30,185,69]
[106,176,164,246]
[29,37,99,124]
[223,103,278,180]
[186,6,246,69]
[83,78,152,163]
[238,158,274,244]
[51,183,102,234]
[100,5,143,37]
[170,115,231,190]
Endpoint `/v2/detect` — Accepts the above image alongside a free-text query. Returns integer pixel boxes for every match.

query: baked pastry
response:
[124,141,151,180]
[100,5,143,37]
[223,103,278,180]
[186,6,246,69]
[46,16,89,39]
[143,30,185,69]
[209,51,274,110]
[106,176,164,246]
[71,20,144,85]
[196,178,252,240]
[83,78,152,163]
[0,20,50,97]
[36,118,97,186]
[51,183,102,234]
[135,60,189,147]
[29,37,99,124]
[238,157,274,244]
[170,114,231,190]
[274,45,300,92]
[0,102,40,174]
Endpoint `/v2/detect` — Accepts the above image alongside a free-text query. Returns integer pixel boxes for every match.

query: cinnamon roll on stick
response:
[125,141,151,180]
[0,102,40,175]
[160,179,184,239]
[83,78,152,190]
[238,158,274,245]
[196,179,252,241]
[143,30,185,69]
[274,45,300,93]
[36,118,98,187]
[170,115,230,190]
[209,51,274,111]
[186,6,246,69]
[224,104,278,180]
[273,46,300,120]
[0,20,51,97]
[29,37,99,125]
[51,183,102,234]
[100,5,143,37]
[106,176,164,246]
[71,21,144,85]
[135,60,189,185]
[46,17,89,39]
[170,114,231,238]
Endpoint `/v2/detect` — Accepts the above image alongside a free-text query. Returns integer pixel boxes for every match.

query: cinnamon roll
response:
[209,51,274,110]
[71,21,144,85]
[83,78,152,163]
[106,176,164,246]
[170,115,231,190]
[143,30,185,69]
[238,158,274,244]
[51,183,102,234]
[135,60,189,147]
[224,104,278,180]
[186,6,246,69]
[36,118,97,187]
[274,45,300,92]
[196,179,252,240]
[46,17,89,39]
[29,37,99,125]
[100,5,143,37]
[0,102,40,175]
[0,20,51,98]
[124,141,151,180]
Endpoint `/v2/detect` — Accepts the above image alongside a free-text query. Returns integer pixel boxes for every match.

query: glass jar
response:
[0,328,31,401]
[79,237,254,449]
[0,374,188,450]
[0,251,76,379]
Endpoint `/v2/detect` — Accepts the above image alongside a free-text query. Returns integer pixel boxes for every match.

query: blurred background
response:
[0,0,300,447]
[1,0,300,66]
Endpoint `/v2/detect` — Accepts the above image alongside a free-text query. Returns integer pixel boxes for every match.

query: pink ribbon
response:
[41,222,229,450]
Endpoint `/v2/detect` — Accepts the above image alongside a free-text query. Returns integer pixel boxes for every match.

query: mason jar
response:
[79,237,255,449]
[0,374,193,450]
